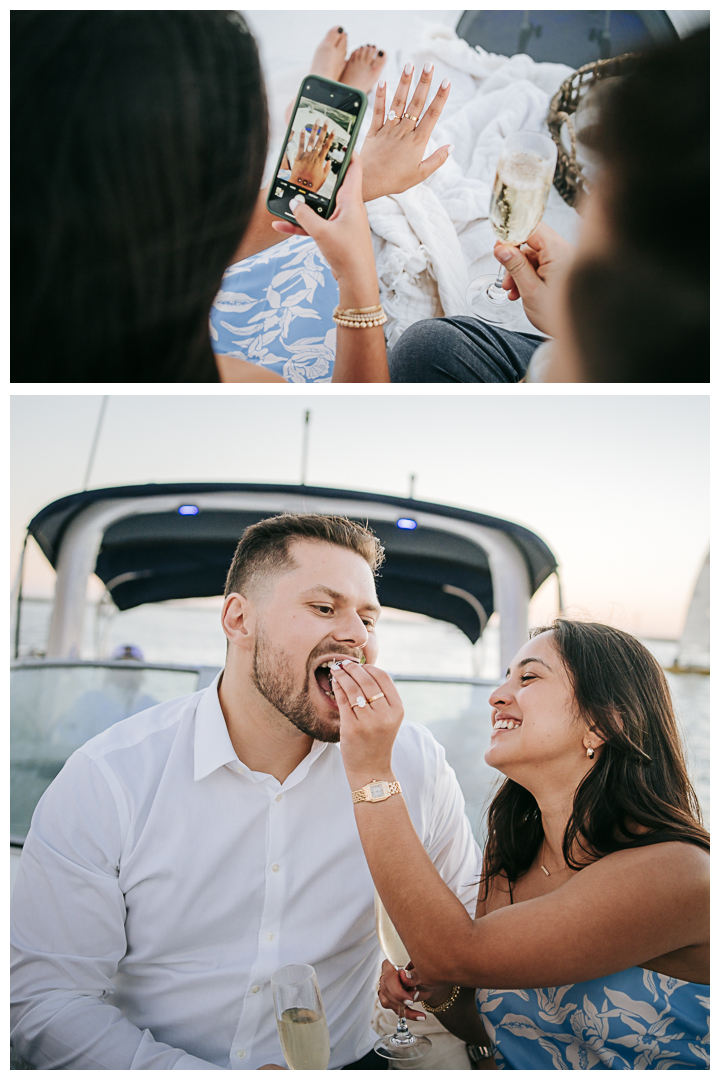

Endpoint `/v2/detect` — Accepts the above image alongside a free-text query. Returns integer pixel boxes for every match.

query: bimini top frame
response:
[25,483,558,678]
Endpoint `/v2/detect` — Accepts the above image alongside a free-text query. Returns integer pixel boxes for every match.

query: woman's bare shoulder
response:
[579,839,709,905]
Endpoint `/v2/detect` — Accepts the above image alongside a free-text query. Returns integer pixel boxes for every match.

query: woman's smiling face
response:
[484,630,586,778]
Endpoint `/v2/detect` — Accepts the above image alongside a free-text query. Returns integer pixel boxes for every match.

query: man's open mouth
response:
[313,655,366,701]
[315,662,336,700]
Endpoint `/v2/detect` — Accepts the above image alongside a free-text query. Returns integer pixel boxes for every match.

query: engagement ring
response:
[352,695,367,710]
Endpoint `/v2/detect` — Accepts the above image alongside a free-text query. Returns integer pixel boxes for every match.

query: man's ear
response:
[221,592,256,652]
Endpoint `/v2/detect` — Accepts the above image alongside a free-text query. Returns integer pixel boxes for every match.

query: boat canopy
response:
[27,483,557,663]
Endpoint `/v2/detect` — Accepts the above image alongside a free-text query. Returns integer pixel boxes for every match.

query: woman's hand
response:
[289,122,335,192]
[329,658,404,786]
[272,154,379,306]
[377,960,451,1022]
[361,63,453,202]
[273,155,389,381]
[494,222,576,336]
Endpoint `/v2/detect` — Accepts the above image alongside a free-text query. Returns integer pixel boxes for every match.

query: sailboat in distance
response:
[668,552,709,675]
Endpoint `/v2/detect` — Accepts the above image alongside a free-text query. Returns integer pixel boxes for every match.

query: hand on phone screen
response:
[289,122,335,193]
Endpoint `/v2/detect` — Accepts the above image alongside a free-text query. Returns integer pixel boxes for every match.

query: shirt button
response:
[272,864,280,873]
[237,1050,246,1058]
[251,985,260,994]
[275,794,283,802]
[266,932,275,941]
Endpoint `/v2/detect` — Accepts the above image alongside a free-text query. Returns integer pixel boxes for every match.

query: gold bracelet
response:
[422,985,461,1013]
[332,304,387,329]
[338,304,384,314]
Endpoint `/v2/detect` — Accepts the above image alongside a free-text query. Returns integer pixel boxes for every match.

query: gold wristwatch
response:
[351,779,402,804]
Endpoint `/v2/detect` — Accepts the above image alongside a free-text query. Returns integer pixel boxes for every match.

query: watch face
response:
[368,782,386,800]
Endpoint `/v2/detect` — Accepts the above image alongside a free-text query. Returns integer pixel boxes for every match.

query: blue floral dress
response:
[476,967,709,1069]
[209,237,338,383]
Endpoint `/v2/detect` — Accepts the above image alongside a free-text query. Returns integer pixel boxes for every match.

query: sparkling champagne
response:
[375,894,410,968]
[277,1007,331,1070]
[489,149,552,245]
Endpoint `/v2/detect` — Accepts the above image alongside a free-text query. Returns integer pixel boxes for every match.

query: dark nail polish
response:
[379,50,384,56]
[338,27,343,33]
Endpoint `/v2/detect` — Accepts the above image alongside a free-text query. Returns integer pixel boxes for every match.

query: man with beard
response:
[11,514,480,1071]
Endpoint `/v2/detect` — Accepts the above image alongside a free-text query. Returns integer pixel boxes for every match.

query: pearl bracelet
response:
[421,985,461,1013]
[332,303,387,329]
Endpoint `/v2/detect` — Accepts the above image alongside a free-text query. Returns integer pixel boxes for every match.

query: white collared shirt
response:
[11,675,481,1070]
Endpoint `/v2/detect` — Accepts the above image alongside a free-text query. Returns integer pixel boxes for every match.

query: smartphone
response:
[266,75,367,224]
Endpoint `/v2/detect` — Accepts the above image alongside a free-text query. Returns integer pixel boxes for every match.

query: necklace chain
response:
[541,836,561,877]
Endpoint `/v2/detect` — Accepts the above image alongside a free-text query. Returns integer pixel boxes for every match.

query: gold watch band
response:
[351,780,402,804]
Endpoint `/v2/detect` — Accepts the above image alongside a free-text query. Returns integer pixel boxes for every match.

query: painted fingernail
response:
[404,62,413,76]
[413,990,420,1000]
[447,143,455,154]
[378,79,386,89]
[415,1014,427,1021]
[404,1000,415,1007]
[441,78,451,90]
[423,61,433,73]
[341,657,360,666]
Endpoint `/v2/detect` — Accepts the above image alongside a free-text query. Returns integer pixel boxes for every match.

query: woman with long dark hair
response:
[330,619,709,1069]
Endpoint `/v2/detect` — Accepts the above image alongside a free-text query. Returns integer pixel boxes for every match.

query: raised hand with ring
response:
[289,120,336,193]
[329,659,404,785]
[360,60,454,202]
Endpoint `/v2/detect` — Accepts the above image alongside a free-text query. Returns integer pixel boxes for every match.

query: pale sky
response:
[10,395,708,640]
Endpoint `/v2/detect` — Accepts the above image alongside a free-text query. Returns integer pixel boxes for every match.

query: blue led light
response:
[396,518,417,530]
[178,505,199,516]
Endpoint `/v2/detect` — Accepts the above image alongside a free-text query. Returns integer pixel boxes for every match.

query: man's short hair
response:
[224,513,385,599]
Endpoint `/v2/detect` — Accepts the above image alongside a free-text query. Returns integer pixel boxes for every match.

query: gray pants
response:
[388,317,544,383]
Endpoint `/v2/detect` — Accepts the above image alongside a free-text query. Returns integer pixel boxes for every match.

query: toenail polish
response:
[338,27,343,33]
[378,50,384,56]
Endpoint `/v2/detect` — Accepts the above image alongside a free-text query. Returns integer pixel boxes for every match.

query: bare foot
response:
[309,25,348,82]
[340,45,387,94]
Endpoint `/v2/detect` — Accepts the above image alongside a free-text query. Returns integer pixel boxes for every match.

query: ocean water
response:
[13,599,710,833]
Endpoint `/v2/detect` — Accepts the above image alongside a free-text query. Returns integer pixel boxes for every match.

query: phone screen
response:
[269,79,364,220]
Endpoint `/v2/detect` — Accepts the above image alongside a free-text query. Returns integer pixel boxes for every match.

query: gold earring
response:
[586,746,595,759]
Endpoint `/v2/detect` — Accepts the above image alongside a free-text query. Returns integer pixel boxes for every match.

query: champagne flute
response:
[271,964,331,1070]
[373,892,432,1061]
[467,130,557,331]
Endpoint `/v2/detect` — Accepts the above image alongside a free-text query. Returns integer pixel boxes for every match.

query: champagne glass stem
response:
[390,974,413,1044]
[487,262,507,301]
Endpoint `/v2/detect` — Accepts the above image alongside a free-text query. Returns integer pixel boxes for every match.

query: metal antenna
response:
[409,473,416,499]
[83,396,109,490]
[12,533,28,659]
[300,410,311,485]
